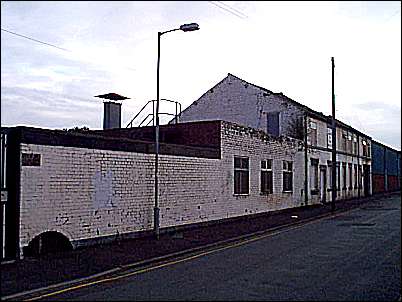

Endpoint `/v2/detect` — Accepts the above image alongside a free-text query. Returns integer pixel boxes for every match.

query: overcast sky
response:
[1,1,401,149]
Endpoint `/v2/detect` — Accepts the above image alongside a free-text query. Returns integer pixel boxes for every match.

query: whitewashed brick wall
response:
[307,117,372,203]
[18,121,306,252]
[179,74,303,136]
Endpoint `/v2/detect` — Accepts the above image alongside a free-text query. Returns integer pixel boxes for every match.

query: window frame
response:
[282,160,293,193]
[352,135,358,155]
[234,156,250,195]
[260,159,273,194]
[308,121,317,146]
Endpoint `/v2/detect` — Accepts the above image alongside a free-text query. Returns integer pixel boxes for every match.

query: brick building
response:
[178,73,373,203]
[1,120,305,260]
[1,73,399,261]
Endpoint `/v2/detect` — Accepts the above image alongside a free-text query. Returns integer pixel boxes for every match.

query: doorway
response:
[320,166,327,203]
[363,164,371,196]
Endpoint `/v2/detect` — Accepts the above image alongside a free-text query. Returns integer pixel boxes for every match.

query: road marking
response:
[22,207,361,301]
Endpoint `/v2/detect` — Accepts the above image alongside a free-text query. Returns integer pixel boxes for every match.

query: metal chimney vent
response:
[95,93,130,130]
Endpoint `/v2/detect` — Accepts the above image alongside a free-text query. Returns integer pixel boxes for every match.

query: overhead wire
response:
[215,1,248,18]
[1,27,136,72]
[208,1,247,19]
[1,28,70,52]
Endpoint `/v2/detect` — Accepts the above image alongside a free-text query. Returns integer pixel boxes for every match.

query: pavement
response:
[1,192,400,299]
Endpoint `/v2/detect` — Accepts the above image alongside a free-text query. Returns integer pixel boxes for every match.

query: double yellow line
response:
[21,207,358,301]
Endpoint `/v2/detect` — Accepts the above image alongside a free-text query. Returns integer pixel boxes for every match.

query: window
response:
[308,121,317,146]
[347,132,352,153]
[348,163,353,190]
[342,162,347,190]
[353,135,358,155]
[354,164,358,189]
[234,157,249,194]
[267,112,280,137]
[362,140,367,156]
[341,130,347,151]
[261,159,273,194]
[310,158,319,194]
[283,161,293,192]
[358,165,362,189]
[327,127,333,148]
[362,140,370,157]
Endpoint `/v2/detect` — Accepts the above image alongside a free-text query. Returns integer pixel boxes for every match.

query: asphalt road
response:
[40,195,401,301]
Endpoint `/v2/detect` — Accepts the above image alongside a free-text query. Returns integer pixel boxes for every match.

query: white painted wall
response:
[18,121,305,253]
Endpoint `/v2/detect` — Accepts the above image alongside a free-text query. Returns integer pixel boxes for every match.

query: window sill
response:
[282,191,293,194]
[260,192,273,195]
[233,193,249,197]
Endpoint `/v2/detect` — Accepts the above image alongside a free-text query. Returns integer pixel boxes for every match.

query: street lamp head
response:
[180,23,200,32]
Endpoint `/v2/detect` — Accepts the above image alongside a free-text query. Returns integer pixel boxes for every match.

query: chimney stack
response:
[94,93,130,130]
[103,101,121,129]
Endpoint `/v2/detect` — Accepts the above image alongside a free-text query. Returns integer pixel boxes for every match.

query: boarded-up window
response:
[283,161,293,192]
[261,159,273,194]
[234,157,249,194]
[267,112,280,137]
[22,153,41,166]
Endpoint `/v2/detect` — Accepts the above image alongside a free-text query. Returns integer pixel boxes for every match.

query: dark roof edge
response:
[6,126,221,159]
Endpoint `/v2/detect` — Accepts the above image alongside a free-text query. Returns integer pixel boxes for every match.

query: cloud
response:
[1,1,400,149]
[1,86,101,129]
[337,101,401,149]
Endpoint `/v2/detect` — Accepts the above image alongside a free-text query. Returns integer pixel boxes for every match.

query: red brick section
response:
[373,174,385,194]
[387,175,399,191]
[92,120,221,149]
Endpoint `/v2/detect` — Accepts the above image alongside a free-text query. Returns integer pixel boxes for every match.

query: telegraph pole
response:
[331,57,336,212]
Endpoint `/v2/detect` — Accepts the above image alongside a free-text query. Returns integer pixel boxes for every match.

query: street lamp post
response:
[154,23,199,239]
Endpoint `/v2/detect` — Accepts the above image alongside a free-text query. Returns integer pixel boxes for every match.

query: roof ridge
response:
[226,72,372,138]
